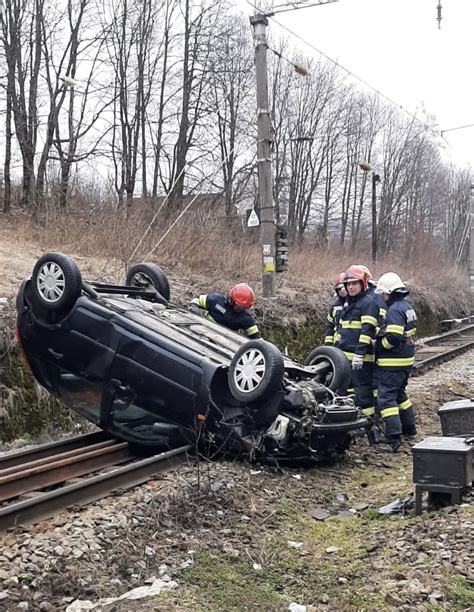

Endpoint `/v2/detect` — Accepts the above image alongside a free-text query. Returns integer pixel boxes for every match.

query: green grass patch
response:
[167,550,287,611]
[446,575,474,608]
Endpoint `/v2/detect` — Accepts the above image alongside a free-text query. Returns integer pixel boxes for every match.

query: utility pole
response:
[469,184,474,297]
[371,172,380,264]
[359,161,380,264]
[250,13,276,298]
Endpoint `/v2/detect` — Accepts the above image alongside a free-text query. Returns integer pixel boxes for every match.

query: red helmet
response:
[355,264,373,281]
[344,265,371,290]
[229,283,255,309]
[333,273,346,290]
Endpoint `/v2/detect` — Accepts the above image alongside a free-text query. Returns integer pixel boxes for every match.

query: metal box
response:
[412,437,473,487]
[438,399,474,437]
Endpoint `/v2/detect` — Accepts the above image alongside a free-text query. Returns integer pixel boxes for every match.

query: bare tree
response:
[107,0,161,212]
[205,14,254,216]
[166,0,221,208]
[1,0,43,210]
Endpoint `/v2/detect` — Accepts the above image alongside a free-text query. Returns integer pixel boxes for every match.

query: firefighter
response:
[356,264,387,325]
[356,265,387,419]
[374,272,417,452]
[189,283,261,339]
[334,265,379,418]
[324,273,347,345]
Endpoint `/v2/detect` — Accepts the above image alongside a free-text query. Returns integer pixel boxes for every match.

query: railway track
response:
[0,322,471,531]
[412,323,474,375]
[0,432,190,532]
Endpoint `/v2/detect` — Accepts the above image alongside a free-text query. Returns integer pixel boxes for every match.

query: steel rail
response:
[0,445,191,531]
[412,324,474,376]
[416,324,474,347]
[413,340,474,375]
[0,431,114,470]
[0,440,133,502]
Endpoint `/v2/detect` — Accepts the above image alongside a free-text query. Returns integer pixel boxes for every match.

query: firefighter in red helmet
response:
[189,283,261,339]
[324,273,347,345]
[334,265,379,420]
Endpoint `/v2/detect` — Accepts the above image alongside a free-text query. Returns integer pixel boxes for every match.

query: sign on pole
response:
[246,208,260,228]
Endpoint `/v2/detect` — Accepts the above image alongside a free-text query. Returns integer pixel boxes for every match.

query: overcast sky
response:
[240,0,474,170]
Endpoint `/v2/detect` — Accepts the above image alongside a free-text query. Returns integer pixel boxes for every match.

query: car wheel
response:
[228,340,284,403]
[126,263,170,302]
[304,346,351,393]
[31,252,82,312]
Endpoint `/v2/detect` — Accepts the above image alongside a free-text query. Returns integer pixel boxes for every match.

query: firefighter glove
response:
[188,304,201,315]
[351,354,364,370]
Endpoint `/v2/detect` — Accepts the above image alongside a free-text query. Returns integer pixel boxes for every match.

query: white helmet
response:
[375,272,408,295]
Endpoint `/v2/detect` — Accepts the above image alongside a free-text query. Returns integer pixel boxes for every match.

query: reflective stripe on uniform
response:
[362,406,375,416]
[405,328,417,337]
[347,388,354,393]
[381,406,399,418]
[377,357,415,367]
[399,399,412,410]
[343,351,374,363]
[359,334,372,345]
[380,308,387,317]
[324,335,334,344]
[245,325,259,337]
[386,324,404,335]
[198,294,208,308]
[381,337,393,350]
[327,313,334,323]
[334,333,341,342]
[341,320,362,329]
[361,315,378,326]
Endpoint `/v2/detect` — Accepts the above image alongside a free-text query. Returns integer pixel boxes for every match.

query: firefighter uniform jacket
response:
[375,294,417,369]
[334,291,379,363]
[367,284,387,327]
[324,297,345,345]
[190,293,261,339]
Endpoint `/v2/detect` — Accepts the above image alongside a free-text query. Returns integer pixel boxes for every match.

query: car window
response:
[57,369,103,425]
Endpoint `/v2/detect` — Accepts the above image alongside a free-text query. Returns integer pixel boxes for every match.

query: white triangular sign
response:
[247,209,260,227]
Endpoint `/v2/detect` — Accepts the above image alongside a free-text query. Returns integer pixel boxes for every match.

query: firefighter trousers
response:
[352,363,376,418]
[377,368,416,438]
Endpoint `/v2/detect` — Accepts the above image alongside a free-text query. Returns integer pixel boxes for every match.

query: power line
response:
[264,0,338,17]
[246,0,440,138]
[441,123,474,136]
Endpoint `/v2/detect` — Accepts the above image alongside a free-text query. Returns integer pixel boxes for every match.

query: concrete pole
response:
[469,184,474,296]
[371,173,377,264]
[371,172,381,264]
[250,14,276,298]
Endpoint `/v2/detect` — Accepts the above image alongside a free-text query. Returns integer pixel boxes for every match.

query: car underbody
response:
[16,253,368,464]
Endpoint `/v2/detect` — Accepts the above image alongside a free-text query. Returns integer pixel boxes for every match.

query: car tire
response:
[126,263,170,302]
[31,252,82,313]
[228,340,284,403]
[304,346,351,393]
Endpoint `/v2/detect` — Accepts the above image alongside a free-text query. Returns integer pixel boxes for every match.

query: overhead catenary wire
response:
[246,0,441,139]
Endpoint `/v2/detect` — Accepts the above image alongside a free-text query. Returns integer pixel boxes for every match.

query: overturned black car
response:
[16,253,368,462]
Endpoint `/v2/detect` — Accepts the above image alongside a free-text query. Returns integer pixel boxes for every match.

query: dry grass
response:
[1,209,471,318]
